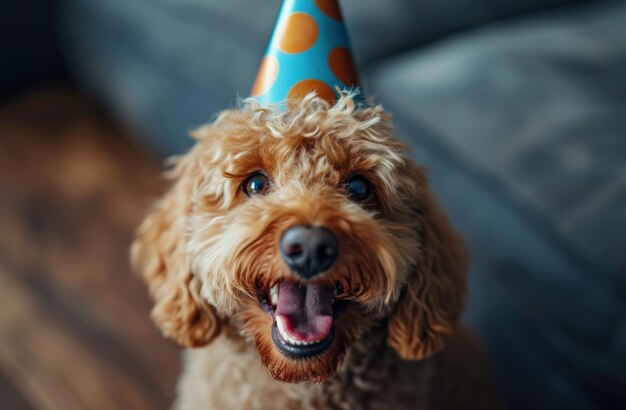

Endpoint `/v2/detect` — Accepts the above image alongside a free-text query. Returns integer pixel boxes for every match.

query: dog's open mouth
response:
[258,281,346,359]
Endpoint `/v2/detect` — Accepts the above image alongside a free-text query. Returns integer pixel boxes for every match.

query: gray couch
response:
[59,0,626,408]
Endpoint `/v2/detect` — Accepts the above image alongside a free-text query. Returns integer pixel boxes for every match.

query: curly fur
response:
[131,94,499,409]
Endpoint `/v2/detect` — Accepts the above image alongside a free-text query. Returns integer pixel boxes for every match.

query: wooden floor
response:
[0,89,180,409]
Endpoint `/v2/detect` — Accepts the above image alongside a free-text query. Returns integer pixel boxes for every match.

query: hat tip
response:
[249,0,365,106]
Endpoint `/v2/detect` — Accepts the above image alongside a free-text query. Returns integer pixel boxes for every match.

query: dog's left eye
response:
[243,173,270,196]
[346,176,372,202]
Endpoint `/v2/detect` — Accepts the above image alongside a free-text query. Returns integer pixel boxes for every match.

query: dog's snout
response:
[280,225,338,279]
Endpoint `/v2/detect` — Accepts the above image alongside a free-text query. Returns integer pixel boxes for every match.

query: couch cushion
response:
[371,0,626,280]
[369,1,626,408]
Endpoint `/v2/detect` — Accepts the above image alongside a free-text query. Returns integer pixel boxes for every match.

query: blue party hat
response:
[251,0,360,105]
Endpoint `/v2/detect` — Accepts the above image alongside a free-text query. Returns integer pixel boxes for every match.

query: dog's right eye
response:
[346,175,372,202]
[243,173,270,196]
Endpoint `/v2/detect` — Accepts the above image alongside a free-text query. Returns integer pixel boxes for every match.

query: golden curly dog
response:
[131,94,500,410]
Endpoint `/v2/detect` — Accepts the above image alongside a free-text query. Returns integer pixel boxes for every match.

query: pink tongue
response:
[275,282,333,342]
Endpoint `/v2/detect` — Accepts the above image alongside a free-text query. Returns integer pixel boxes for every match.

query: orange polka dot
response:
[250,56,279,96]
[288,79,336,104]
[314,0,342,20]
[278,13,318,54]
[328,47,359,87]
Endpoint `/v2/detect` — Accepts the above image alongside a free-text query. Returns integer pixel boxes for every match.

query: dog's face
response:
[132,95,466,383]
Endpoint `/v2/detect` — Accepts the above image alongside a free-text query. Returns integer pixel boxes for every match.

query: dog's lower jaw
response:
[174,324,434,410]
[174,325,502,410]
[175,327,392,410]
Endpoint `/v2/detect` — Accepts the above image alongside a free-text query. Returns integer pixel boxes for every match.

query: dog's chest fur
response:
[175,328,434,410]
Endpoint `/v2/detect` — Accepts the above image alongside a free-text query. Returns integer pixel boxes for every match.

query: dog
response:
[131,93,500,409]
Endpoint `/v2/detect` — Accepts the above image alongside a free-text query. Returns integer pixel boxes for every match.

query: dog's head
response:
[131,94,467,383]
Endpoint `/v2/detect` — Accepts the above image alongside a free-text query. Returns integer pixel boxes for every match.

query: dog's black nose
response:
[280,225,338,279]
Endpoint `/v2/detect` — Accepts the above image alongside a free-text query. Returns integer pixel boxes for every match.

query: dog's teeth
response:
[276,315,324,346]
[276,316,293,344]
[270,285,279,306]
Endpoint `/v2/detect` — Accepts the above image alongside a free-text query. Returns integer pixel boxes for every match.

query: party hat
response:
[250,0,360,105]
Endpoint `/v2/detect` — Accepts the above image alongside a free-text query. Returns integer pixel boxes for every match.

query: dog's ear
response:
[387,167,467,360]
[131,151,220,347]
